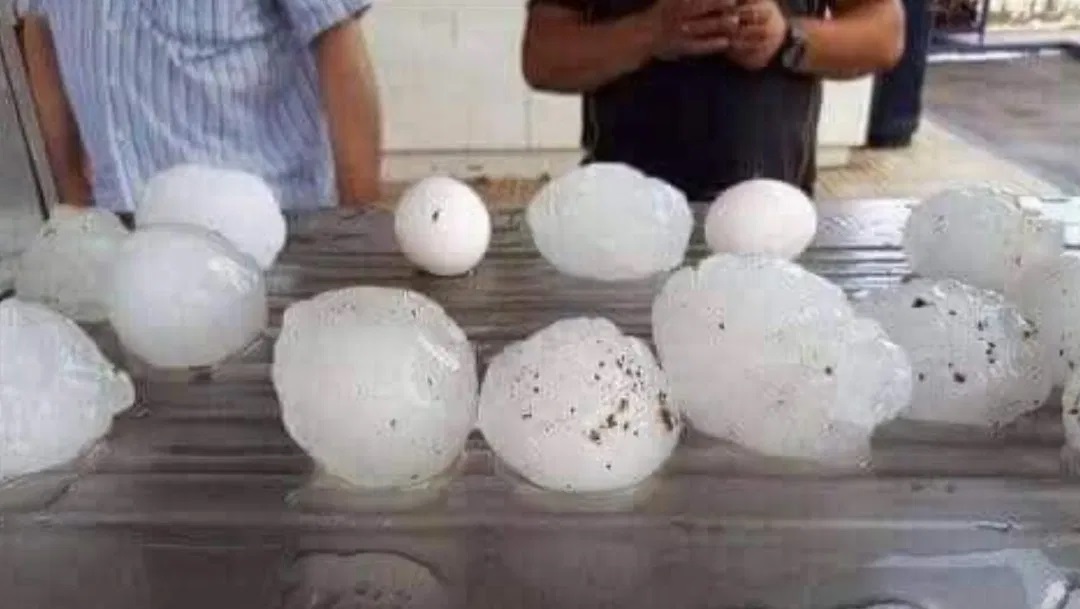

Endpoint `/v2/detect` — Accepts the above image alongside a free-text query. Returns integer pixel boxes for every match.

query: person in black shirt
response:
[522,0,904,200]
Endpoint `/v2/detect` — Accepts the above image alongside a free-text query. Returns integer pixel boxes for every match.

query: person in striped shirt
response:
[17,0,382,212]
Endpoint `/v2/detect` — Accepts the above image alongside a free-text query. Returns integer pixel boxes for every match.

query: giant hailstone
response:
[394,176,491,276]
[478,318,682,493]
[526,163,693,281]
[903,185,1063,295]
[137,164,287,269]
[107,224,268,369]
[1014,252,1080,388]
[705,178,818,261]
[652,255,912,465]
[855,278,1051,426]
[14,205,129,322]
[273,287,477,489]
[0,299,134,483]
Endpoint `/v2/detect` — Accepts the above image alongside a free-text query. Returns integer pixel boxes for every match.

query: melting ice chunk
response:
[273,287,477,489]
[0,299,134,483]
[1015,252,1080,388]
[526,163,693,281]
[652,254,911,465]
[479,317,681,493]
[14,205,129,322]
[137,164,286,270]
[903,185,1064,295]
[856,278,1051,426]
[107,224,268,369]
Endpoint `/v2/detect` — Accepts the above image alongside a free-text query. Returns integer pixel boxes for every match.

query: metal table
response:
[3,202,1080,609]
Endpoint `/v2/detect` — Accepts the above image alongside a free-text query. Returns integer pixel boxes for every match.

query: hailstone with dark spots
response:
[478,317,681,493]
[1014,252,1080,387]
[652,254,912,465]
[273,287,477,489]
[903,185,1063,295]
[526,163,693,281]
[856,278,1051,426]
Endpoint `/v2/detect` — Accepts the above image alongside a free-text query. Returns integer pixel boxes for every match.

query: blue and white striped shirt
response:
[19,0,371,212]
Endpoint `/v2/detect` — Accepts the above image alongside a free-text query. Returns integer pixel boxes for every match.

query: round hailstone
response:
[705,178,818,260]
[281,552,448,609]
[273,287,477,489]
[0,299,134,483]
[478,318,682,493]
[137,164,286,269]
[855,278,1051,426]
[14,205,129,322]
[652,254,911,464]
[903,185,1063,295]
[107,224,268,369]
[394,176,492,276]
[526,163,693,281]
[1014,252,1080,387]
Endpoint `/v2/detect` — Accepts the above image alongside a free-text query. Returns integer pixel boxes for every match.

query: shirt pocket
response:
[137,0,280,48]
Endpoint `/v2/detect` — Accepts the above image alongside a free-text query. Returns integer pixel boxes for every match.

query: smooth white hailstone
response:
[107,224,268,369]
[479,318,681,493]
[855,278,1051,426]
[705,178,818,260]
[1014,252,1080,387]
[137,164,286,269]
[903,185,1064,294]
[526,163,693,281]
[0,299,134,483]
[273,287,477,489]
[394,176,491,276]
[652,254,911,464]
[14,205,129,322]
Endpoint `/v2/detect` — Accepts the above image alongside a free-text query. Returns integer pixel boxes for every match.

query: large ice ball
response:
[1,299,134,483]
[652,255,911,465]
[137,164,286,269]
[478,318,682,493]
[855,278,1051,426]
[1014,252,1080,387]
[526,163,693,281]
[107,224,268,369]
[903,185,1063,294]
[273,287,477,489]
[705,178,818,260]
[14,205,129,322]
[394,176,491,276]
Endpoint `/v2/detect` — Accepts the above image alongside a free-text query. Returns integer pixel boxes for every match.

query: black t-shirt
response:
[530,0,827,201]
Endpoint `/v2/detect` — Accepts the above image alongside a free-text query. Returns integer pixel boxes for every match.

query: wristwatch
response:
[778,20,809,74]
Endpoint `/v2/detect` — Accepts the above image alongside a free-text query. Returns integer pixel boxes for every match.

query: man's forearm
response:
[795,0,905,79]
[523,6,657,94]
[315,18,382,207]
[20,16,91,205]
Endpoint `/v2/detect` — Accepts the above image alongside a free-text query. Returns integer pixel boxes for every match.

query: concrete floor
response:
[925,53,1080,192]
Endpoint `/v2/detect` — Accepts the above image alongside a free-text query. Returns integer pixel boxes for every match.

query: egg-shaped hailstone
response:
[705,178,818,261]
[903,185,1063,295]
[14,205,129,322]
[652,254,911,465]
[273,287,477,489]
[526,163,693,281]
[0,299,134,483]
[479,318,681,493]
[107,224,268,369]
[1014,252,1080,388]
[394,176,492,276]
[855,278,1051,426]
[137,164,287,270]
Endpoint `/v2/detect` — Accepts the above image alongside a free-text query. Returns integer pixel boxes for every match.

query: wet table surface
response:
[4,199,1080,609]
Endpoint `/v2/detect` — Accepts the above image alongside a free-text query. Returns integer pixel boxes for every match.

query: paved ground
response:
[924,53,1080,192]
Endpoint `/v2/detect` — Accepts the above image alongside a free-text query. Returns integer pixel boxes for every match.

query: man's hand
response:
[649,0,741,60]
[726,0,787,71]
